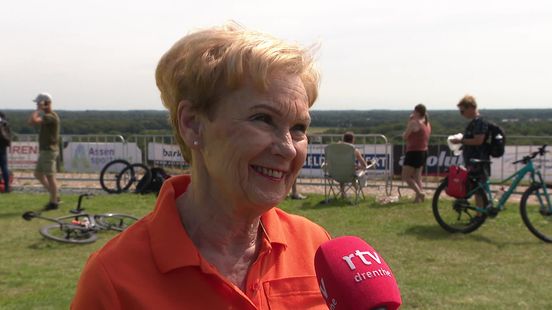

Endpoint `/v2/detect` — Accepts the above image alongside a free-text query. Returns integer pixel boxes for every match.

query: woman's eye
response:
[291,124,307,134]
[251,114,272,124]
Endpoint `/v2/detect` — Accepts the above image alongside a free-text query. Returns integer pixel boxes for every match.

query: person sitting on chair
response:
[340,131,369,198]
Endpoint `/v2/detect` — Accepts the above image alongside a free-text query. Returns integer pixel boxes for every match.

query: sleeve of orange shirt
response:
[71,253,121,310]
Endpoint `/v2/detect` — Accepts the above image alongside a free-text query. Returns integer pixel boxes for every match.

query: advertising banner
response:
[393,145,552,182]
[147,143,187,165]
[63,142,142,172]
[7,142,39,169]
[300,144,392,178]
[393,145,462,176]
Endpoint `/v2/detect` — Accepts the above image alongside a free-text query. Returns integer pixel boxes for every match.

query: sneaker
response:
[290,193,307,200]
[43,202,59,211]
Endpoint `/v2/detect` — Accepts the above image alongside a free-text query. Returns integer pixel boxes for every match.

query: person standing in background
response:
[450,95,493,214]
[0,111,12,193]
[28,93,61,210]
[402,104,431,203]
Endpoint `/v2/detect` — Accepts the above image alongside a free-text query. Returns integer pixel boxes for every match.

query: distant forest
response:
[4,109,552,143]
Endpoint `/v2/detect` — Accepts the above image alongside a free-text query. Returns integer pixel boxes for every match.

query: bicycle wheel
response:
[116,163,152,193]
[432,179,487,233]
[39,224,98,244]
[95,213,138,232]
[520,184,552,243]
[100,159,131,194]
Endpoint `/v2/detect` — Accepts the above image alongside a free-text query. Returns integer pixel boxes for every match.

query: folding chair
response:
[322,143,365,205]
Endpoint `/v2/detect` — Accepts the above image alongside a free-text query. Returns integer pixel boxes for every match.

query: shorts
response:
[467,162,491,181]
[403,151,427,169]
[35,150,58,175]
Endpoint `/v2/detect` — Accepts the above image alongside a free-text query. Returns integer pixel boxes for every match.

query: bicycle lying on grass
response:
[432,145,552,242]
[22,193,138,244]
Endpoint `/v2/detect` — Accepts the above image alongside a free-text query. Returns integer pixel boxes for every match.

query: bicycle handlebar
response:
[512,144,548,165]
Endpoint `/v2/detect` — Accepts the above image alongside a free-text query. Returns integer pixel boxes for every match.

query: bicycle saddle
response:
[22,211,38,221]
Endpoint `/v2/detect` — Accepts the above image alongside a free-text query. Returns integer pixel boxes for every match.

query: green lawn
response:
[1,192,551,309]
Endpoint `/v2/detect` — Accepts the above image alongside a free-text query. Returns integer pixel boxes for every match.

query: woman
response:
[402,104,431,203]
[72,23,331,309]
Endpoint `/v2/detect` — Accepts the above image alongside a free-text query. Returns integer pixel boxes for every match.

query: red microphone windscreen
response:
[314,236,402,310]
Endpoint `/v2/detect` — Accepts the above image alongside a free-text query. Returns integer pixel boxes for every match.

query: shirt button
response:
[252,283,259,292]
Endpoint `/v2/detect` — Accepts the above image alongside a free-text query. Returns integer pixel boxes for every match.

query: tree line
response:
[3,109,552,143]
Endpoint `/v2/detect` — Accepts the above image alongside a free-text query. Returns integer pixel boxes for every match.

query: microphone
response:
[314,236,402,310]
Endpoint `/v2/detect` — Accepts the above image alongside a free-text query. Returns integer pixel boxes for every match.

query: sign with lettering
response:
[147,142,187,165]
[393,145,552,181]
[63,142,142,172]
[300,144,392,178]
[7,142,39,169]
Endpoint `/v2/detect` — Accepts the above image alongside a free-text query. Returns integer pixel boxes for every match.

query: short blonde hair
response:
[457,95,477,109]
[155,22,320,162]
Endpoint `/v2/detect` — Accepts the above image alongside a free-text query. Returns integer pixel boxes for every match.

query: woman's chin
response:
[249,190,286,208]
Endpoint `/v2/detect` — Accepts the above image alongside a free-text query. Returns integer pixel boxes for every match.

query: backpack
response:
[445,165,468,198]
[136,167,170,195]
[487,121,505,158]
[0,119,11,147]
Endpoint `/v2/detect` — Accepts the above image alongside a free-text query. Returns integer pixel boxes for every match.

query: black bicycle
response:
[99,159,152,194]
[22,193,139,244]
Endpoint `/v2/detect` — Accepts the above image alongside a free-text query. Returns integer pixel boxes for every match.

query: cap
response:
[33,93,53,103]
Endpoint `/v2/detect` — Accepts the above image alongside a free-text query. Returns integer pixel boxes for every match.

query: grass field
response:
[1,192,551,309]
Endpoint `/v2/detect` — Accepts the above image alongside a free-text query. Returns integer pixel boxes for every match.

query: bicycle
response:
[22,193,139,244]
[99,159,152,194]
[432,144,552,242]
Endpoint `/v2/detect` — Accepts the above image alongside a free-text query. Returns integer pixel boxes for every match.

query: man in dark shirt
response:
[450,94,492,214]
[450,95,490,177]
[28,93,61,210]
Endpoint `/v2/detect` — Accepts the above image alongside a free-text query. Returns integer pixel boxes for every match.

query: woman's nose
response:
[272,132,297,159]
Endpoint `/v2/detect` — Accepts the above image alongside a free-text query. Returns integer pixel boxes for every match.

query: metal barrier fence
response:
[8,132,550,195]
[300,134,394,195]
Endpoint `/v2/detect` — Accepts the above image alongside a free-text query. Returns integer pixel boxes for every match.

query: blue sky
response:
[2,0,551,111]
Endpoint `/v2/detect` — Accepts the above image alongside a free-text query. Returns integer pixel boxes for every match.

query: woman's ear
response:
[177,100,201,148]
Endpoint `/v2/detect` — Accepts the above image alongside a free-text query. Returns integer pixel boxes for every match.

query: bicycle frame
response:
[466,158,552,213]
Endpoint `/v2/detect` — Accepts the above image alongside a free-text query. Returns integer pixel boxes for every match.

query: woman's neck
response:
[175,181,262,290]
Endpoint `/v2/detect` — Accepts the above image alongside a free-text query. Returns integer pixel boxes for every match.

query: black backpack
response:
[136,167,170,195]
[487,121,505,158]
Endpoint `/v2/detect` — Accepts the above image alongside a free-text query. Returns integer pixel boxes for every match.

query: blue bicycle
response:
[432,145,552,242]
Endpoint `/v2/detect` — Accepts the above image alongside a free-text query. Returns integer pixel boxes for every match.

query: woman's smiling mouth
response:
[251,165,285,180]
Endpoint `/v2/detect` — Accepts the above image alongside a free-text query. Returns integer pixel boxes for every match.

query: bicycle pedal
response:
[487,207,499,218]
[70,208,83,214]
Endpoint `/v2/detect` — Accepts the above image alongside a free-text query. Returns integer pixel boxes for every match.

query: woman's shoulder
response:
[91,215,152,263]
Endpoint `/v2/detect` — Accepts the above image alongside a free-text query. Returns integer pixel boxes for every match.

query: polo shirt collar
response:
[147,175,288,274]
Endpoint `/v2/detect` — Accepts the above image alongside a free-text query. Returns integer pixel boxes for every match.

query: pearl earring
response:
[193,140,198,146]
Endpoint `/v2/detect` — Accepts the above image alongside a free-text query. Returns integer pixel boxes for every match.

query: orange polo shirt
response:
[72,175,331,309]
